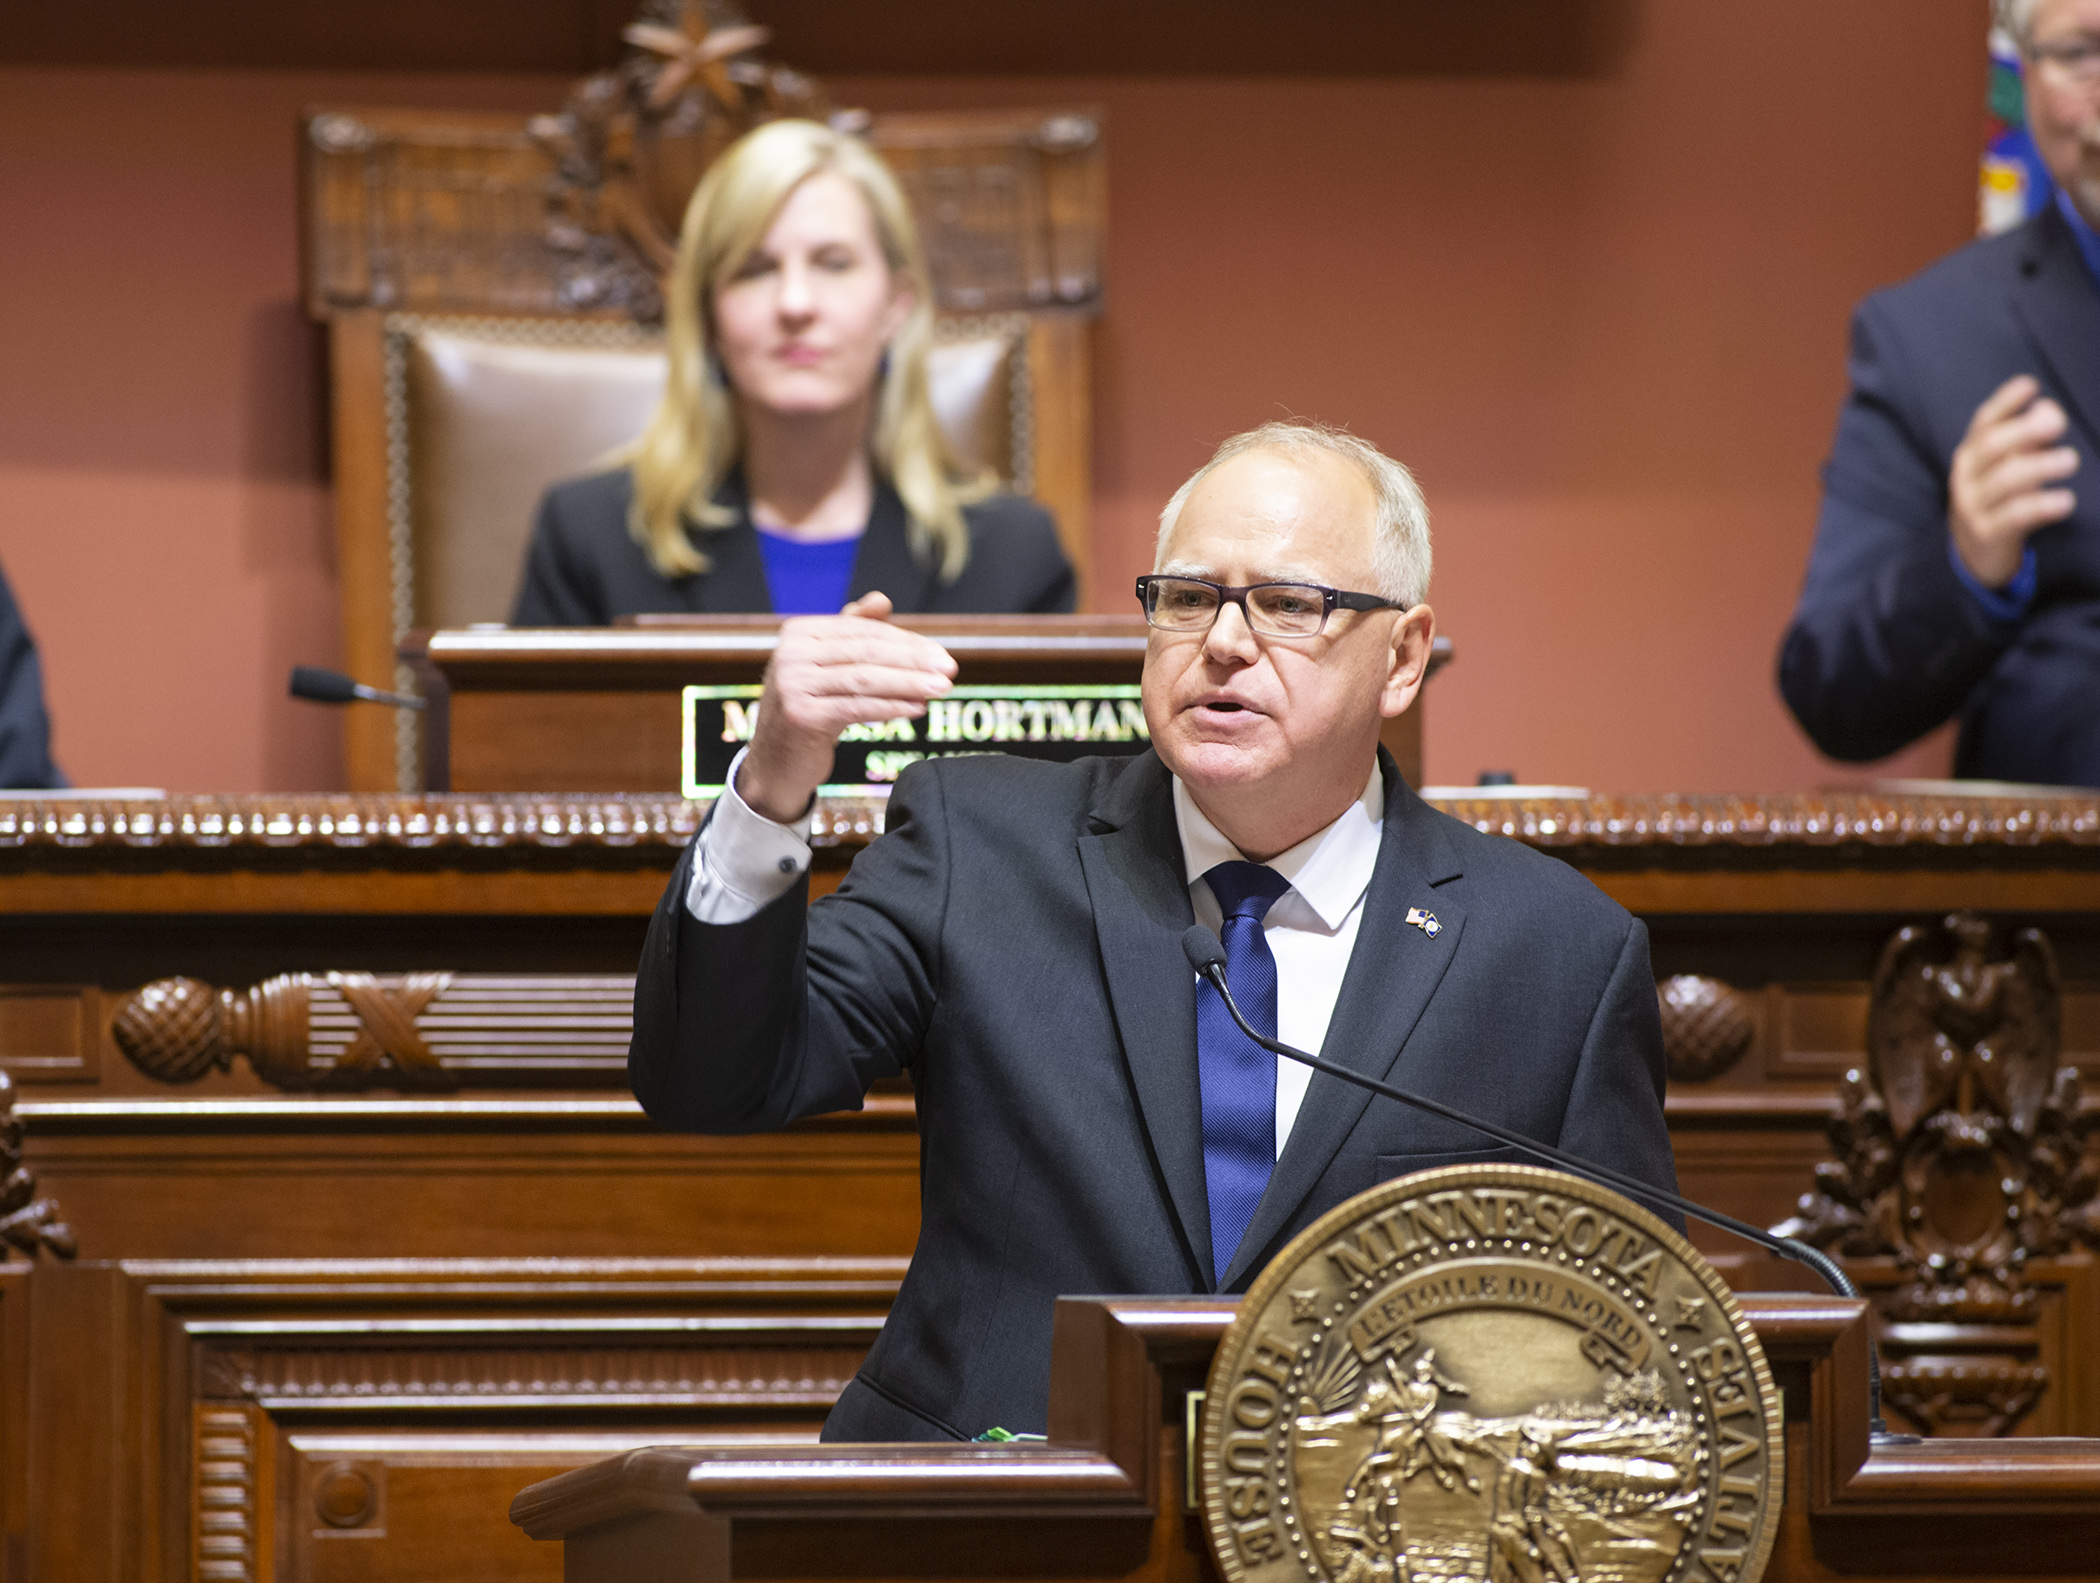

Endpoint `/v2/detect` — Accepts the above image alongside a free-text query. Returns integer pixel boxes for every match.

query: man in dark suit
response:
[1779,0,2100,785]
[631,422,1676,1442]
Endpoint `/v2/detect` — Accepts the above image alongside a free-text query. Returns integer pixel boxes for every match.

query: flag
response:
[1981,22,2055,234]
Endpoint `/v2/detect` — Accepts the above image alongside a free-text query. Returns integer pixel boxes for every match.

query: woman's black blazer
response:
[510,469,1076,624]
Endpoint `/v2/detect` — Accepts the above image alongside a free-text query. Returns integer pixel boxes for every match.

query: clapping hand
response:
[1948,374,2080,589]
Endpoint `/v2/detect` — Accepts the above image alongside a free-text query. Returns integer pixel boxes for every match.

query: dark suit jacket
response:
[0,563,61,790]
[510,469,1075,623]
[631,748,1678,1442]
[1779,204,2100,785]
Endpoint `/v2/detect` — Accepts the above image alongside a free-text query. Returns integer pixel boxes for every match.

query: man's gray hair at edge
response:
[1154,420,1433,610]
[1995,0,2041,47]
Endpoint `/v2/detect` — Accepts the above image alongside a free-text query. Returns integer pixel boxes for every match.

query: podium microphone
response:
[1180,925,1907,1442]
[289,666,427,711]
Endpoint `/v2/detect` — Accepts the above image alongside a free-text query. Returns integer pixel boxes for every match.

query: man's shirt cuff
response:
[1948,538,2037,624]
[685,747,815,923]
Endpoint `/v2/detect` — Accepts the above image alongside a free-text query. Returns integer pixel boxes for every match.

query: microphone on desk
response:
[1179,924,1910,1443]
[288,666,427,712]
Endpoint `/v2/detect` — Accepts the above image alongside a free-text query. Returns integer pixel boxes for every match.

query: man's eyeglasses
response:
[1134,574,1402,638]
[2029,36,2100,84]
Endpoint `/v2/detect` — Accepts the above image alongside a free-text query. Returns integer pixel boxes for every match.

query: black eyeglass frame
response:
[2026,36,2100,78]
[1133,574,1404,637]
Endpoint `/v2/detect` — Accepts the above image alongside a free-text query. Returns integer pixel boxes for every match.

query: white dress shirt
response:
[684,749,818,921]
[1172,765,1383,1155]
[688,749,1386,1156]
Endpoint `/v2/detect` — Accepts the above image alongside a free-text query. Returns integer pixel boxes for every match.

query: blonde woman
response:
[511,119,1074,623]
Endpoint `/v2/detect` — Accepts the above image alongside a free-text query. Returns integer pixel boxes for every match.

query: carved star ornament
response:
[624,1,771,114]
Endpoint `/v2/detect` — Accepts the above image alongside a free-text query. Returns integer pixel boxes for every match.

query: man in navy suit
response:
[1780,0,2100,785]
[631,421,1676,1441]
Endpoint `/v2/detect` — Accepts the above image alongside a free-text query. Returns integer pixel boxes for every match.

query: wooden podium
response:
[403,619,1452,795]
[511,1295,2100,1581]
[0,784,2094,1579]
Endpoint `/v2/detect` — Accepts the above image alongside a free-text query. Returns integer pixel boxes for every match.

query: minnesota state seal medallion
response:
[1199,1165,1783,1583]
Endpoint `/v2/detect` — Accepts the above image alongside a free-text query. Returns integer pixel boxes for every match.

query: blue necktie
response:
[1196,860,1292,1285]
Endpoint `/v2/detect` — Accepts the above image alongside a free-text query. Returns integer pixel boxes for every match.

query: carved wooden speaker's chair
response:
[375,312,1039,633]
[303,51,1103,790]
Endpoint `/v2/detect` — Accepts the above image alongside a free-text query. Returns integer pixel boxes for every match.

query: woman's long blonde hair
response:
[626,119,986,581]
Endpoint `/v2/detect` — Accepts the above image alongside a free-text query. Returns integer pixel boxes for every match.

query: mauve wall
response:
[0,2,1985,793]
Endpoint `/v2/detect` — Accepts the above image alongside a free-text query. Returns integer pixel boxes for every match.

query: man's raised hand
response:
[1948,374,2080,590]
[734,592,958,824]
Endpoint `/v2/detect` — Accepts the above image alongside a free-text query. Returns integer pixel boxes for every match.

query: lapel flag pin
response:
[1404,906,1442,938]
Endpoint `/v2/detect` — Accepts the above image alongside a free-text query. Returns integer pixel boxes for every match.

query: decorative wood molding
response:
[1655,974,1756,1081]
[0,789,2095,865]
[200,1335,870,1410]
[0,794,707,857]
[300,4,1104,324]
[104,958,2087,1102]
[511,1293,2100,1576]
[310,1461,382,1532]
[0,1072,74,1260]
[12,1093,917,1133]
[110,973,633,1090]
[1427,789,2100,849]
[193,1404,262,1583]
[101,1259,903,1583]
[1776,912,2100,1436]
[530,0,829,317]
[1877,1348,2051,1442]
[0,985,98,1082]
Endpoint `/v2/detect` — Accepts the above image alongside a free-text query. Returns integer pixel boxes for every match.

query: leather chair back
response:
[392,315,1029,629]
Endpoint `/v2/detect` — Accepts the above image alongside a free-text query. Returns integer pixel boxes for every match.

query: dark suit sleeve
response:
[1778,298,2018,761]
[511,486,610,626]
[1555,916,1681,1230]
[954,495,1076,614]
[630,764,951,1132]
[0,565,62,790]
[1019,509,1077,614]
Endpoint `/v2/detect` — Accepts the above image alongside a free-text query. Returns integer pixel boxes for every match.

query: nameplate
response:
[681,684,1151,798]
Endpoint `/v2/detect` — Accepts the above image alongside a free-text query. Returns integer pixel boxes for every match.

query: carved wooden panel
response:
[0,986,96,1083]
[18,1098,921,1263]
[1702,1248,2100,1438]
[0,787,2091,859]
[1655,974,1756,1080]
[1774,913,2100,1435]
[1768,984,1872,1080]
[2,780,2098,1553]
[0,1073,72,1262]
[1666,1103,1841,1256]
[25,1258,899,1583]
[1668,980,2100,1087]
[282,1432,602,1582]
[194,1403,267,1583]
[78,963,2100,1104]
[876,111,1102,312]
[0,1262,28,1582]
[111,973,635,1091]
[201,1329,865,1412]
[302,107,1105,321]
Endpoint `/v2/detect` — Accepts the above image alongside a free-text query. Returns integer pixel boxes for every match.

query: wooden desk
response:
[0,786,2093,1580]
[402,620,1455,793]
[512,1293,2100,1583]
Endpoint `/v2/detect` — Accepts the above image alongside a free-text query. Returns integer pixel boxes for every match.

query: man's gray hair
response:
[1154,420,1432,608]
[1995,0,2041,47]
